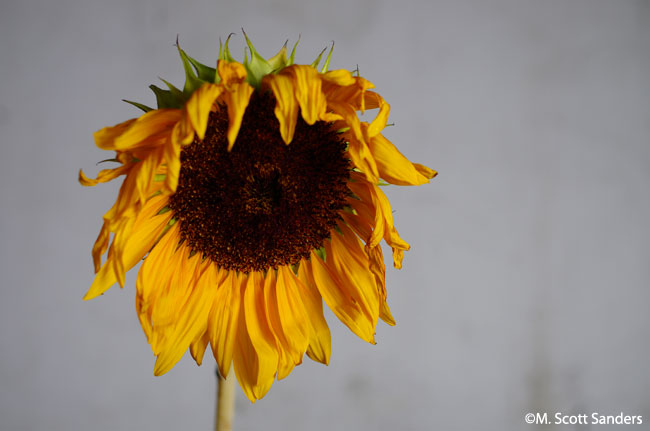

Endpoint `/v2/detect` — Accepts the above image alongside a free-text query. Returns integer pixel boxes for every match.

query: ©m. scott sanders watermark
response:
[525,412,643,426]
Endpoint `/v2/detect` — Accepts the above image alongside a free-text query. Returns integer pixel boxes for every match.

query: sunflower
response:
[80,35,436,402]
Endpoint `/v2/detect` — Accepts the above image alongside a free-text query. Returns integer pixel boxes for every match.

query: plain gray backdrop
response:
[1,0,649,430]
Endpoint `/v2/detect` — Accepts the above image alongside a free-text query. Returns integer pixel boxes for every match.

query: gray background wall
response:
[1,0,649,430]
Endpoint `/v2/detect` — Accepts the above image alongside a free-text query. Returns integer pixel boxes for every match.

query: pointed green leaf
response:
[187,55,217,82]
[268,41,288,71]
[311,46,327,69]
[122,99,153,113]
[320,42,334,73]
[220,34,236,63]
[287,36,300,66]
[177,44,204,96]
[149,84,182,109]
[242,29,273,88]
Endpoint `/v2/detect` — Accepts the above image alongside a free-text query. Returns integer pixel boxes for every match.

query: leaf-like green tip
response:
[176,41,204,97]
[268,41,288,71]
[122,99,153,113]
[311,46,328,69]
[241,29,273,88]
[149,84,183,109]
[320,42,334,73]
[287,36,300,66]
[220,34,236,63]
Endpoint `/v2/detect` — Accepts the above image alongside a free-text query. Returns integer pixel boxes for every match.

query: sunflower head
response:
[80,35,436,402]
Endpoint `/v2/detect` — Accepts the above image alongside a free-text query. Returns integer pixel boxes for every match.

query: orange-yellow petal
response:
[297,260,332,365]
[94,118,137,151]
[307,250,375,343]
[153,257,216,376]
[283,64,327,125]
[263,73,298,144]
[241,271,278,399]
[208,270,242,378]
[84,195,171,300]
[223,83,254,151]
[369,133,436,186]
[112,109,182,151]
[184,83,223,140]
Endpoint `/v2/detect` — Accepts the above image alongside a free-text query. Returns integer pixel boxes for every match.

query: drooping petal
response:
[217,60,247,89]
[78,164,131,187]
[307,249,375,343]
[369,132,437,186]
[190,330,211,366]
[111,109,182,151]
[325,225,380,333]
[283,64,327,125]
[321,69,356,86]
[153,257,216,376]
[208,270,242,378]
[263,270,296,380]
[275,266,311,362]
[223,83,254,151]
[263,73,299,144]
[94,118,137,151]
[367,100,390,138]
[239,271,278,400]
[297,260,332,365]
[135,222,181,339]
[84,195,171,300]
[184,83,223,140]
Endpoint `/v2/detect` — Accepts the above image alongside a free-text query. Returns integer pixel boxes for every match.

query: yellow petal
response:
[112,109,182,151]
[369,133,436,186]
[321,69,356,86]
[217,60,247,89]
[284,64,327,125]
[190,331,210,366]
[223,83,254,151]
[153,257,216,376]
[308,250,375,343]
[275,266,311,364]
[94,118,137,151]
[241,271,278,399]
[84,195,171,300]
[209,270,241,378]
[91,220,111,273]
[135,222,180,338]
[367,100,390,138]
[326,225,380,332]
[78,164,131,187]
[297,260,331,365]
[263,73,298,144]
[184,83,223,140]
[263,270,296,380]
[233,273,259,402]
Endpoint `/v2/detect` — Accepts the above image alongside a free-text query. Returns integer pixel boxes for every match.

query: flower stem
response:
[216,369,235,431]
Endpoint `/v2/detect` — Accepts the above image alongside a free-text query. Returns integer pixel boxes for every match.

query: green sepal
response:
[149,84,182,109]
[311,46,328,69]
[154,173,166,182]
[177,43,206,97]
[242,30,273,88]
[287,36,300,66]
[267,41,288,71]
[122,99,153,113]
[219,34,237,63]
[96,158,120,165]
[320,42,334,73]
[187,55,217,82]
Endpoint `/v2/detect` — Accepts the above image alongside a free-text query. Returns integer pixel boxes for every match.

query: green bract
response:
[123,33,335,112]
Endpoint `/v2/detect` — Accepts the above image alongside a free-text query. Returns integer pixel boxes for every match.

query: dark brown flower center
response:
[168,91,349,272]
